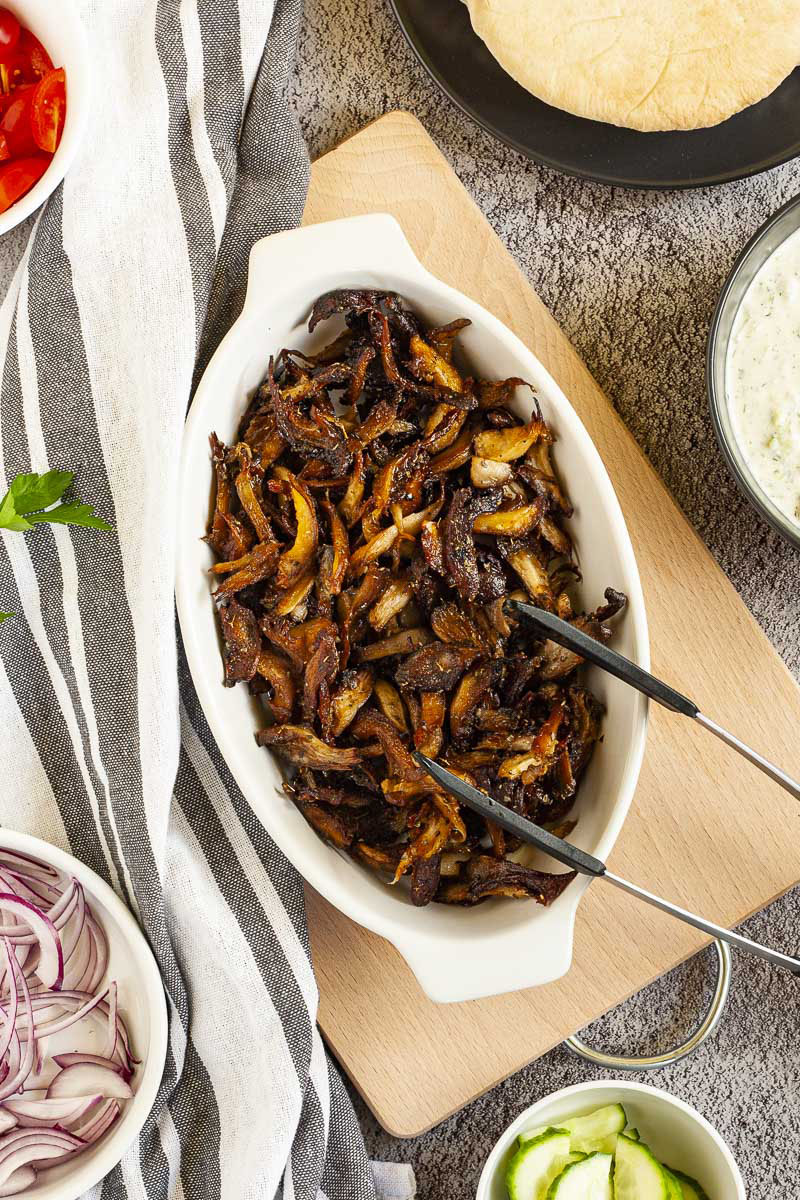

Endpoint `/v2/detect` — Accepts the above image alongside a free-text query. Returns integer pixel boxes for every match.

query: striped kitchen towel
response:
[0,1,413,1198]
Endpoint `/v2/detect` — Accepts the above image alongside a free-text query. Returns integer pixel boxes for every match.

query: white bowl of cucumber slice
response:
[477,1081,745,1200]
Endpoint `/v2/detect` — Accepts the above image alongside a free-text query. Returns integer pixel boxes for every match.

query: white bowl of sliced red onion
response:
[0,832,167,1199]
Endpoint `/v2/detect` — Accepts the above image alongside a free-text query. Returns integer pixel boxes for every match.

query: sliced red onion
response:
[0,898,62,990]
[46,880,80,928]
[66,916,105,995]
[0,853,135,1185]
[103,982,118,1059]
[0,1129,83,1178]
[9,996,129,1078]
[0,945,17,1065]
[0,1166,35,1196]
[52,1052,130,1081]
[0,881,79,942]
[0,871,58,914]
[59,886,86,967]
[71,1099,119,1145]
[47,1063,133,1101]
[0,1133,38,1153]
[8,948,27,983]
[0,851,62,883]
[20,989,137,1069]
[3,1095,101,1128]
[0,1127,81,1155]
[15,986,111,1040]
[2,1038,16,1084]
[0,1132,83,1187]
[0,951,34,1103]
[85,919,108,994]
[72,925,98,994]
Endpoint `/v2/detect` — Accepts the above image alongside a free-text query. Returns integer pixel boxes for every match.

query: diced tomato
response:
[21,28,51,75]
[0,85,36,157]
[0,17,63,213]
[0,8,20,62]
[0,154,50,213]
[7,27,52,85]
[30,67,64,154]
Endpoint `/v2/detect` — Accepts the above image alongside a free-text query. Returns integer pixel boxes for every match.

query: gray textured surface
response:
[289,3,800,1198]
[0,221,30,304]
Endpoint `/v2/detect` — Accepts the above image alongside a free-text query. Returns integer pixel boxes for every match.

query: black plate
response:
[389,0,800,189]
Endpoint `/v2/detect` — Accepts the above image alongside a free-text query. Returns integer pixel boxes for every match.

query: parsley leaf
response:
[0,471,111,533]
[0,489,30,532]
[26,502,112,530]
[5,470,74,515]
[0,613,11,623]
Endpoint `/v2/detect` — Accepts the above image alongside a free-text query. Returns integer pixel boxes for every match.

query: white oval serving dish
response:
[476,1080,745,1200]
[0,829,168,1200]
[176,213,649,1003]
[0,0,90,236]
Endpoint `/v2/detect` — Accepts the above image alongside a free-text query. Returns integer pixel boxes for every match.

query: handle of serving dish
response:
[243,214,427,313]
[393,939,572,1005]
[388,902,580,1004]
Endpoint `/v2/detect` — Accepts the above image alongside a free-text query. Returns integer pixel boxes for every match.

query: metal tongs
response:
[411,598,800,974]
[510,598,800,803]
[415,752,800,974]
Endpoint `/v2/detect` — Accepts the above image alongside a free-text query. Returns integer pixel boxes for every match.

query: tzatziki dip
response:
[727,226,800,527]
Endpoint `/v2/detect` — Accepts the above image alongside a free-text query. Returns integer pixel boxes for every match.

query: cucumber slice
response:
[516,1132,584,1163]
[518,1126,580,1151]
[518,1126,582,1149]
[667,1168,711,1200]
[518,1125,547,1146]
[547,1151,613,1200]
[613,1135,669,1200]
[506,1129,571,1200]
[663,1169,684,1200]
[560,1104,627,1154]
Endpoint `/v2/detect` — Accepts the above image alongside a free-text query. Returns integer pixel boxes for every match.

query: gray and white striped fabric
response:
[0,2,413,1198]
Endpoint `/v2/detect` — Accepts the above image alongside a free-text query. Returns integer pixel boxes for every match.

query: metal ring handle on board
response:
[563,939,731,1070]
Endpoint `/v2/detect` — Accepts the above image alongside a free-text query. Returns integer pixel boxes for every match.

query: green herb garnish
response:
[0,471,112,622]
[0,471,111,533]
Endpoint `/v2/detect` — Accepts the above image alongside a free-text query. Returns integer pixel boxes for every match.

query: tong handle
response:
[414,753,800,976]
[605,872,800,975]
[511,598,800,804]
[413,752,604,877]
[510,599,698,718]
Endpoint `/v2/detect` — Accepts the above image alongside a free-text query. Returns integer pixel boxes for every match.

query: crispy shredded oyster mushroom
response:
[206,289,627,907]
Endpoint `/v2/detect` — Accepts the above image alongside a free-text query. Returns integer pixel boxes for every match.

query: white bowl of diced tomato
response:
[0,0,89,234]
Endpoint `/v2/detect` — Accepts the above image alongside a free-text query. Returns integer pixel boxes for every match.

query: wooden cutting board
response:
[302,111,800,1138]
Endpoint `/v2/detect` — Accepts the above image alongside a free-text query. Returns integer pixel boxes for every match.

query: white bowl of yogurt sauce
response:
[708,193,800,548]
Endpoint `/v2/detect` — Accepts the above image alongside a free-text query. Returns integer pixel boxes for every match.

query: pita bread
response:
[464,0,800,131]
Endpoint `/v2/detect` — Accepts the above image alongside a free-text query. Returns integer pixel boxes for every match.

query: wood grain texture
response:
[302,111,800,1138]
